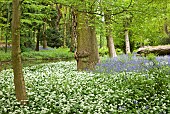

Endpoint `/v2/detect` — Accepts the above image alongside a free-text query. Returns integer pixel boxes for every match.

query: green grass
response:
[0,61,170,113]
[0,48,74,61]
[22,48,74,60]
[0,51,11,61]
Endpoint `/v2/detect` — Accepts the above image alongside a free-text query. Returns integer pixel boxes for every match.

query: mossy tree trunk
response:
[76,12,100,71]
[104,14,117,57]
[12,0,27,105]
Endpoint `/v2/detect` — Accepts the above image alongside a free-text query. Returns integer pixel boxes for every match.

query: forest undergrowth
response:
[0,48,74,61]
[0,54,170,113]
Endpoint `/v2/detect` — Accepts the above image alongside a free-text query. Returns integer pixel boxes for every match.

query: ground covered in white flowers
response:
[0,61,170,114]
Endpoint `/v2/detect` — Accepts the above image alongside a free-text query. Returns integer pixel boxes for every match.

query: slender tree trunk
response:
[164,23,170,38]
[0,28,1,41]
[63,6,67,47]
[43,19,47,49]
[125,29,131,54]
[29,29,33,47]
[124,17,131,54]
[70,8,77,52]
[100,34,102,48]
[5,34,8,53]
[106,34,117,57]
[12,0,27,104]
[35,27,40,51]
[163,0,169,37]
[99,25,104,48]
[104,14,117,57]
[1,28,4,41]
[5,1,11,53]
[56,4,62,30]
[76,12,100,70]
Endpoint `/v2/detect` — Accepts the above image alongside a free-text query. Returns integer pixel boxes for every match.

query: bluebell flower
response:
[145,105,149,110]
[94,54,170,74]
[133,100,138,104]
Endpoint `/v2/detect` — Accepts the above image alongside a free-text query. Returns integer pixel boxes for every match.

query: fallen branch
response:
[137,45,170,56]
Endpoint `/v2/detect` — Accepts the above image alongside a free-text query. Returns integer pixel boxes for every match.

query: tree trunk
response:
[106,35,117,57]
[104,14,117,57]
[43,19,47,49]
[164,23,170,38]
[56,4,62,30]
[100,34,103,48]
[0,28,4,41]
[35,27,40,51]
[0,28,2,41]
[63,6,67,48]
[125,29,131,54]
[70,9,77,52]
[99,26,104,48]
[5,1,11,53]
[12,0,27,105]
[76,12,100,71]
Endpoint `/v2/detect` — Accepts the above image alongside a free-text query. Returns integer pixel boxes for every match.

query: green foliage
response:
[22,48,74,60]
[46,28,64,48]
[0,50,11,61]
[1,0,170,53]
[20,35,35,52]
[19,0,57,50]
[116,48,124,55]
[0,48,74,62]
[0,61,170,113]
[146,53,157,61]
[99,47,124,56]
[99,47,108,56]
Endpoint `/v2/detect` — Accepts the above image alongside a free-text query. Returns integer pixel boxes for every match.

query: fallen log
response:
[137,45,170,56]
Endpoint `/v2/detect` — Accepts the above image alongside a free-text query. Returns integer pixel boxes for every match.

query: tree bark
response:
[43,19,47,49]
[99,25,104,48]
[0,28,2,41]
[5,1,11,53]
[56,4,62,30]
[125,29,131,54]
[137,45,170,56]
[70,8,77,52]
[106,34,117,57]
[104,14,117,57]
[35,27,40,51]
[63,6,67,48]
[12,0,27,104]
[76,12,100,70]
[100,34,103,48]
[164,23,170,38]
